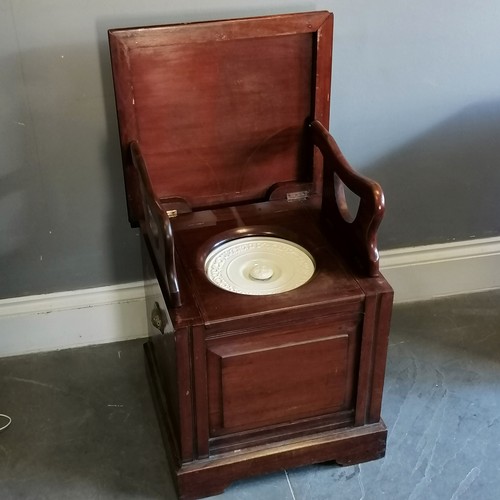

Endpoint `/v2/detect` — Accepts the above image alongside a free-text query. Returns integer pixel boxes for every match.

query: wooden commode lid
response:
[109,11,333,223]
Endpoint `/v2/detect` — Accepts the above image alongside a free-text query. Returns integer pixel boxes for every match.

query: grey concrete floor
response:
[1,290,499,499]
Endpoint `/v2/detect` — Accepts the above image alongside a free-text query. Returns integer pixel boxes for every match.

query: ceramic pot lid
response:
[204,236,315,295]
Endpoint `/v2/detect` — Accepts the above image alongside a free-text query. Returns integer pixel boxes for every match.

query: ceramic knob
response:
[250,263,274,280]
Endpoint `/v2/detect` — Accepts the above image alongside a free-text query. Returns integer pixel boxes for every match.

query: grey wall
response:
[1,0,500,299]
[331,3,500,248]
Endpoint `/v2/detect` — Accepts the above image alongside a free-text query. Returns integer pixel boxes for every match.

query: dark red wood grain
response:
[110,11,393,500]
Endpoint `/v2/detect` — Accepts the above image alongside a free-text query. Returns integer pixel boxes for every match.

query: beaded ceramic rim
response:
[204,236,315,295]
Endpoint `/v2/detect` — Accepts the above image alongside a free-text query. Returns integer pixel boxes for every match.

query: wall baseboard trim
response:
[1,237,500,358]
[0,282,149,358]
[380,236,500,303]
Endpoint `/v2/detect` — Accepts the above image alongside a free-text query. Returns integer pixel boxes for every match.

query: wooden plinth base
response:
[177,423,386,500]
[145,342,387,500]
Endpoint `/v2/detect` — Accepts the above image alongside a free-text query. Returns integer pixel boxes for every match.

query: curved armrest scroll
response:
[130,141,181,307]
[310,120,385,276]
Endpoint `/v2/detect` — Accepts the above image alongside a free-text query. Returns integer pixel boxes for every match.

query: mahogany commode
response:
[109,11,393,500]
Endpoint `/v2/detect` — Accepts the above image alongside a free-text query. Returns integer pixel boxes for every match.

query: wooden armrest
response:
[309,120,385,276]
[130,141,182,307]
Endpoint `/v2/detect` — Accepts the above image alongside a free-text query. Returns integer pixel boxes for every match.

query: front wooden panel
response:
[207,317,360,436]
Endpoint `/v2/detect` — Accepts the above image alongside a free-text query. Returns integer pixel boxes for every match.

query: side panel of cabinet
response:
[142,239,195,463]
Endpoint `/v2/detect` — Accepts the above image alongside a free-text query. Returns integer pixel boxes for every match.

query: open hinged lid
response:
[109,11,333,224]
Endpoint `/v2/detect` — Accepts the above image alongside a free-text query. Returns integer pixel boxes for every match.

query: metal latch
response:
[151,301,167,333]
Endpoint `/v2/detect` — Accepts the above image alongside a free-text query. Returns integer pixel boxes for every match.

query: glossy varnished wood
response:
[140,201,392,499]
[310,120,385,276]
[109,11,333,225]
[109,11,393,500]
[205,318,358,435]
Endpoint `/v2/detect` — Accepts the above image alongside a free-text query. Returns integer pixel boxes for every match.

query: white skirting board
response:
[381,236,500,303]
[1,236,500,358]
[0,282,149,358]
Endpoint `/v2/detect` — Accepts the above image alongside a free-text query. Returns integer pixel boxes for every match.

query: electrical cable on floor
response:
[0,414,12,432]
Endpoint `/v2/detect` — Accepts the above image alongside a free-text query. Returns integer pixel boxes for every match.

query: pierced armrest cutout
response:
[309,120,385,276]
[130,141,182,307]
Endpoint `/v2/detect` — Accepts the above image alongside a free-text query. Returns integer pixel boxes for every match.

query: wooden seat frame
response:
[109,11,392,500]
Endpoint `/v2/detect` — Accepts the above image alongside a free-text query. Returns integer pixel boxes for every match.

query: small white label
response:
[286,191,309,202]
